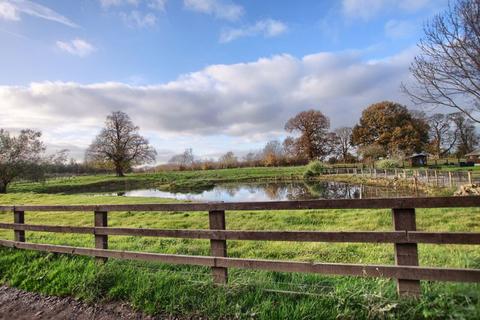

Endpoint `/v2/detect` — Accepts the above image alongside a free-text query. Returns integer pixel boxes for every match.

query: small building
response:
[465,149,480,163]
[408,152,428,167]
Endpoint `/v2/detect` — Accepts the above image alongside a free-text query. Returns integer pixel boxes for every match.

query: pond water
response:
[102,181,423,202]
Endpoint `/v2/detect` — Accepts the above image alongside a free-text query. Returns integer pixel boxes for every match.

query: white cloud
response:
[184,0,243,21]
[56,39,96,57]
[0,1,19,21]
[99,0,140,8]
[0,48,418,158]
[148,0,167,11]
[220,19,288,43]
[1,0,78,27]
[384,19,416,39]
[100,0,166,10]
[120,10,157,28]
[341,0,439,21]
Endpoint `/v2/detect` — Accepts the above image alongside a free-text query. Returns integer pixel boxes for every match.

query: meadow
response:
[0,168,479,319]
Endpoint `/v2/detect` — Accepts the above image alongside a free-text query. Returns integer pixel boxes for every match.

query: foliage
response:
[303,160,325,179]
[403,0,480,123]
[285,110,332,161]
[376,159,401,169]
[352,101,430,157]
[86,111,156,177]
[0,129,45,193]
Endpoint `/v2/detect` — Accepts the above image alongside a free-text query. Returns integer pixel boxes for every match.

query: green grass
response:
[9,166,306,194]
[0,192,479,319]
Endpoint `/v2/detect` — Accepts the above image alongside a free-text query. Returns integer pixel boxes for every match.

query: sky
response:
[0,0,449,162]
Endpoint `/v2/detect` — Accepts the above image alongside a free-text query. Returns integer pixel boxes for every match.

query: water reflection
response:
[101,181,423,202]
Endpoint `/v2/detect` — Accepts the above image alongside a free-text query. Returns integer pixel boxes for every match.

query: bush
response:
[376,159,400,169]
[303,160,325,179]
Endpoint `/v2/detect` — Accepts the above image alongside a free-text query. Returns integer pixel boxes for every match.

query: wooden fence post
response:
[448,172,453,188]
[468,171,472,185]
[209,210,228,284]
[392,208,420,297]
[94,211,108,263]
[13,209,25,242]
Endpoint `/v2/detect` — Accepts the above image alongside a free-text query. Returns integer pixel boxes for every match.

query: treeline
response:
[145,101,478,172]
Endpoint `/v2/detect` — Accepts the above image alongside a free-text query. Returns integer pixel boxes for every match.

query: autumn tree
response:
[402,0,480,122]
[427,113,457,158]
[86,111,156,177]
[0,129,45,193]
[262,140,285,166]
[451,112,479,156]
[351,101,429,157]
[284,109,331,161]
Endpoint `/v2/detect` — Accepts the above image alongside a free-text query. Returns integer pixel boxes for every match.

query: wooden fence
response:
[0,197,480,297]
[323,167,479,190]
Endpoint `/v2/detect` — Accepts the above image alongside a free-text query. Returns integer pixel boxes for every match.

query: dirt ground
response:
[0,285,163,320]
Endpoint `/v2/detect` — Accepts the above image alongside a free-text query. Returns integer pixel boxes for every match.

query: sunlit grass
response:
[0,192,479,318]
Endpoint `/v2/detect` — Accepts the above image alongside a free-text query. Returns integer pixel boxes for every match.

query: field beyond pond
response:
[0,167,479,319]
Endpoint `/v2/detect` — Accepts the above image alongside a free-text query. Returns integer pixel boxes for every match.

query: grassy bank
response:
[0,193,479,318]
[9,166,306,194]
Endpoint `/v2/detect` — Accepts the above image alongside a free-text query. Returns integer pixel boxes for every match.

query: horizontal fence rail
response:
[0,196,479,297]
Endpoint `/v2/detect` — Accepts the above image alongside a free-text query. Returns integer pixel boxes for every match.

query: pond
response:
[101,181,424,202]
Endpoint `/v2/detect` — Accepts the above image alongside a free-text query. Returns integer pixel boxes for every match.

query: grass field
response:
[8,166,306,194]
[0,190,479,319]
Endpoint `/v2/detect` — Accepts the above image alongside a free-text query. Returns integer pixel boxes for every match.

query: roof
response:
[408,152,428,159]
[465,148,480,157]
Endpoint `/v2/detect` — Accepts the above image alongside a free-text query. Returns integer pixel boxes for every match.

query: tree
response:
[332,127,354,162]
[168,148,195,169]
[358,144,385,165]
[427,113,457,158]
[402,0,480,122]
[351,101,429,157]
[451,112,479,156]
[284,109,331,160]
[0,129,45,193]
[86,111,156,177]
[262,140,284,166]
[219,151,237,168]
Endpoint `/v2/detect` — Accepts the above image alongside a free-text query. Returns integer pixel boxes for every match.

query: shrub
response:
[303,160,325,179]
[376,159,400,169]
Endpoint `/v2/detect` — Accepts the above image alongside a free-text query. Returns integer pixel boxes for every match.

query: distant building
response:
[408,152,428,167]
[465,149,480,164]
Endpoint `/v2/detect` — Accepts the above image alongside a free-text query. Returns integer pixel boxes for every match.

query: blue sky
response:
[0,0,448,162]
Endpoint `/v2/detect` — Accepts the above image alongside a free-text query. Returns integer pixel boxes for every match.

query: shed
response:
[465,149,480,163]
[408,152,428,167]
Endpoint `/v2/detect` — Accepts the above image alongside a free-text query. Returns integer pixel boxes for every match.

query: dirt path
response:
[0,285,162,320]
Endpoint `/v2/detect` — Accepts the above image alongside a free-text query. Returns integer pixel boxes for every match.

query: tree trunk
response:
[114,163,125,177]
[0,183,7,194]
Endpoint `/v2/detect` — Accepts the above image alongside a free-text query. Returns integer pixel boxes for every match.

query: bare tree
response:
[451,112,479,156]
[427,113,457,158]
[168,148,195,169]
[86,111,156,177]
[285,109,331,160]
[0,129,45,193]
[333,127,354,162]
[219,151,237,168]
[402,0,480,122]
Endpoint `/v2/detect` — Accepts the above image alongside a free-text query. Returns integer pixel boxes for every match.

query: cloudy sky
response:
[0,0,448,162]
